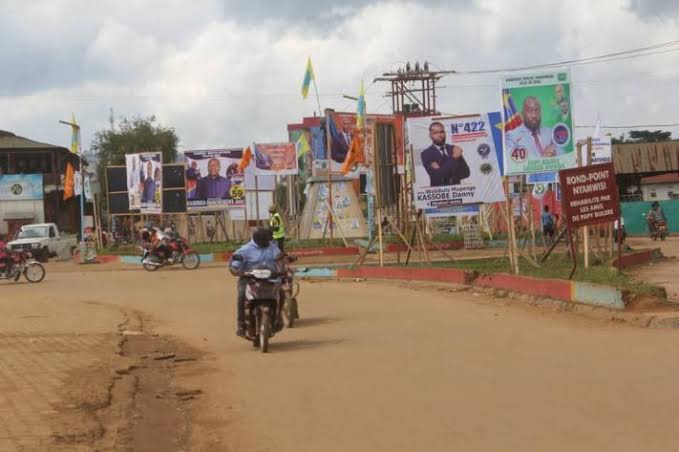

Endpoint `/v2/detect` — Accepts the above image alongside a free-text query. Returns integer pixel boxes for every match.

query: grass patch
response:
[420,254,664,297]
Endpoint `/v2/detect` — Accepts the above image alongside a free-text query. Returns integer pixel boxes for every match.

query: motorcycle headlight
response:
[251,269,272,279]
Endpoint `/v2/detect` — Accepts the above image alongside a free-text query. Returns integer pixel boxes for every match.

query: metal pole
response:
[324,110,334,241]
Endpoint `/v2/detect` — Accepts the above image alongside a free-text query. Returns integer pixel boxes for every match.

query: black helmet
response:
[252,227,272,248]
[652,201,660,208]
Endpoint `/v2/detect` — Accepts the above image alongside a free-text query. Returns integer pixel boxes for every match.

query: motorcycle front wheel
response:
[260,310,270,353]
[182,252,200,270]
[143,261,160,272]
[24,262,45,283]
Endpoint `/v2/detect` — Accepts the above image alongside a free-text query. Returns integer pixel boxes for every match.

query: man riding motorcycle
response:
[647,201,668,236]
[229,228,281,338]
[0,239,13,277]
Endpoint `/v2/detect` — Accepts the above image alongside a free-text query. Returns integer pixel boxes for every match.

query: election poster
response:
[184,149,245,211]
[408,112,506,216]
[327,112,405,176]
[502,69,576,175]
[125,152,162,213]
[253,143,298,176]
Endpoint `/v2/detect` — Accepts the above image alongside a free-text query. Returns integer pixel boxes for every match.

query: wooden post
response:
[583,137,592,269]
[503,177,520,274]
[326,200,349,247]
[254,175,261,227]
[377,207,384,267]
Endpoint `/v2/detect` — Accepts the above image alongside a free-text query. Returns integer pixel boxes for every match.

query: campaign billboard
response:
[184,149,245,211]
[252,143,298,176]
[408,112,506,215]
[125,152,162,213]
[502,69,576,174]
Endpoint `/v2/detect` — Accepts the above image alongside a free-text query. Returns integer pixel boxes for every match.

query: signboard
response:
[253,143,298,176]
[125,152,162,213]
[184,149,245,211]
[0,174,43,201]
[502,69,576,174]
[527,172,558,184]
[559,162,620,228]
[591,136,612,164]
[408,112,506,214]
[328,112,405,176]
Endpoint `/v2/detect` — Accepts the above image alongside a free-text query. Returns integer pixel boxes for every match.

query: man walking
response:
[269,205,286,252]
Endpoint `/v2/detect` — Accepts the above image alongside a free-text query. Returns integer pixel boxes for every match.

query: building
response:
[0,130,83,238]
[640,173,679,201]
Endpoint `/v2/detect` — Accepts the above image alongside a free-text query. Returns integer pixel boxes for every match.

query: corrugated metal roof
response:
[640,172,679,184]
[613,141,679,174]
[0,130,68,151]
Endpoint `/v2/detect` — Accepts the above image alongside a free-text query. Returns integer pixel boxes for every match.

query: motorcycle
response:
[648,217,669,241]
[141,236,200,271]
[280,255,300,328]
[0,249,46,283]
[234,257,284,353]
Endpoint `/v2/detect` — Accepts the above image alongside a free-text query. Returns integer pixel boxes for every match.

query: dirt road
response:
[4,264,679,451]
[629,236,679,302]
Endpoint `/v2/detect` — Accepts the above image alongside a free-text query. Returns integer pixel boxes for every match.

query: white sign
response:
[408,113,506,214]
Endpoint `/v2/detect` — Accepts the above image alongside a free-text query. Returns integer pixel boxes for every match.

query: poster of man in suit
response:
[408,113,506,215]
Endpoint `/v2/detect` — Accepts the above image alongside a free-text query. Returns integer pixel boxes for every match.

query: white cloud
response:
[1,0,679,153]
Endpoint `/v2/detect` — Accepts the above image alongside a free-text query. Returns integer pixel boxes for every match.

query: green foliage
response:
[92,116,179,198]
[611,129,672,144]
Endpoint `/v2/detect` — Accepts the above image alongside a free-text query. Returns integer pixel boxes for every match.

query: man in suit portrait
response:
[507,96,557,158]
[331,116,353,164]
[420,122,470,187]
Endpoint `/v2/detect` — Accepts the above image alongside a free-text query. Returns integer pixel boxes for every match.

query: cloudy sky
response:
[2,0,679,154]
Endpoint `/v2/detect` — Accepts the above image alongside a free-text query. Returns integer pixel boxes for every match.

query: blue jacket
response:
[229,240,281,274]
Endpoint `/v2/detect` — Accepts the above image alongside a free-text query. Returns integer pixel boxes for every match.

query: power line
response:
[575,123,679,129]
[446,39,679,75]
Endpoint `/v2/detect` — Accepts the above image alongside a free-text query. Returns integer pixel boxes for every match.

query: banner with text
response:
[559,162,620,228]
[408,112,506,214]
[502,69,576,174]
[125,152,162,213]
[253,142,298,176]
[184,149,245,211]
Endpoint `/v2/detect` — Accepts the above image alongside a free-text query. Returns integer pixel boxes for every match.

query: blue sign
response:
[0,174,43,201]
[527,172,558,184]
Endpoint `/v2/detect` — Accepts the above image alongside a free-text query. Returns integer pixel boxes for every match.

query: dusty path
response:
[629,236,679,302]
[4,264,679,451]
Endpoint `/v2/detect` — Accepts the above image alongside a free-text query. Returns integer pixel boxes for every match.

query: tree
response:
[611,129,672,144]
[92,116,179,199]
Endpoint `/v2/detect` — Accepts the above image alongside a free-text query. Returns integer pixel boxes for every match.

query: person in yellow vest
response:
[268,205,286,252]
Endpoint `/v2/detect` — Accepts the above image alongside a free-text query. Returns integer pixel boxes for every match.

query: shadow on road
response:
[293,316,341,328]
[273,338,346,352]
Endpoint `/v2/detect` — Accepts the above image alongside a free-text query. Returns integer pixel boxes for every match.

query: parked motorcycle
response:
[280,255,300,328]
[648,217,669,241]
[141,237,200,271]
[0,249,46,283]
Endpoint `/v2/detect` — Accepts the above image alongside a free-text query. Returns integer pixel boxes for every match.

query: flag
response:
[356,80,366,130]
[70,113,80,154]
[501,89,523,132]
[341,134,365,175]
[297,133,311,156]
[237,147,253,173]
[63,162,75,200]
[301,57,315,99]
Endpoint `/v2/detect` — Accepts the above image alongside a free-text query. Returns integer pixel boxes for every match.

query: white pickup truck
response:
[8,223,78,262]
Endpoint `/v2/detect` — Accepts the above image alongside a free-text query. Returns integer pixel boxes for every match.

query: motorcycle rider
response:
[647,201,667,235]
[0,239,13,277]
[229,228,281,338]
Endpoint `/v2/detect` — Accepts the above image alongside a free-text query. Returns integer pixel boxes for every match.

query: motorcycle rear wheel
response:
[182,252,200,270]
[143,262,160,271]
[260,311,270,353]
[24,262,45,283]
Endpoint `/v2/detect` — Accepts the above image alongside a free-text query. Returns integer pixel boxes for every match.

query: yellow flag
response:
[301,57,315,99]
[70,113,80,154]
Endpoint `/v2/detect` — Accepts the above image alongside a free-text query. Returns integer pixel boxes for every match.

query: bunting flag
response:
[501,89,523,132]
[341,134,365,175]
[301,57,315,99]
[70,113,80,154]
[297,133,311,156]
[237,146,253,173]
[356,80,366,130]
[63,161,75,200]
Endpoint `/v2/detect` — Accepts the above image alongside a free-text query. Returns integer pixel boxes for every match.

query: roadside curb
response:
[612,248,663,269]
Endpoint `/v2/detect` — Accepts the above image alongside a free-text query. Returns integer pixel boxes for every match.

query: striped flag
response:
[301,57,315,99]
[501,89,523,132]
[70,113,80,153]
